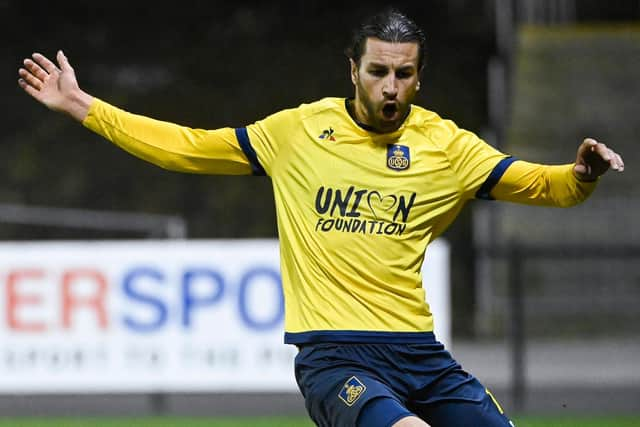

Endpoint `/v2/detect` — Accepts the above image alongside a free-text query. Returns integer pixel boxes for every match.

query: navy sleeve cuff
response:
[235,127,266,176]
[475,157,517,200]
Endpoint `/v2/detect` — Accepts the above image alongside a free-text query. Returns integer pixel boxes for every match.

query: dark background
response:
[1,0,639,337]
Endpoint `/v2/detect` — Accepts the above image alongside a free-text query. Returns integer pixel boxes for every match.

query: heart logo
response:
[367,191,397,220]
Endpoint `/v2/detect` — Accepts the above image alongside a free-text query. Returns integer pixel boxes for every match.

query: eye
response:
[369,68,387,77]
[396,69,414,79]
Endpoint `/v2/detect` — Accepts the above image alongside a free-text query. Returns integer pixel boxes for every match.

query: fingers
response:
[595,145,624,171]
[32,52,61,75]
[583,138,624,172]
[573,163,589,176]
[612,151,625,171]
[585,138,608,157]
[583,137,598,147]
[18,77,41,99]
[18,57,48,99]
[22,57,49,82]
[57,50,74,72]
[21,51,71,82]
[19,53,60,94]
[18,51,72,102]
[18,66,43,90]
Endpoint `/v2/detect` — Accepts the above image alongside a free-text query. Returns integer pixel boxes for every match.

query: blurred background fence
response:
[1,0,639,417]
[471,1,640,414]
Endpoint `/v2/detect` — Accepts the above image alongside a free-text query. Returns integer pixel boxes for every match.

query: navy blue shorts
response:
[294,339,514,427]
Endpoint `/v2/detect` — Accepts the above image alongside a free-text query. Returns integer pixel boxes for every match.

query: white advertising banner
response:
[0,239,449,393]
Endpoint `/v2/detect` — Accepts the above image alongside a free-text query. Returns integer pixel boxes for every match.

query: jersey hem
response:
[284,330,436,345]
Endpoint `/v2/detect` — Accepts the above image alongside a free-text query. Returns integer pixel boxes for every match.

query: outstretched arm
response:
[18,50,92,122]
[491,138,624,207]
[18,51,253,175]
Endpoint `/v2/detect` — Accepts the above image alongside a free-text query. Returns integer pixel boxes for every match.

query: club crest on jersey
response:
[338,376,367,407]
[319,127,336,141]
[387,144,410,171]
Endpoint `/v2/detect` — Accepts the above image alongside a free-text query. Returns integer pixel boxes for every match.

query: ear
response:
[349,58,358,86]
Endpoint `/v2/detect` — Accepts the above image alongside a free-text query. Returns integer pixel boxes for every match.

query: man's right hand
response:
[18,50,93,122]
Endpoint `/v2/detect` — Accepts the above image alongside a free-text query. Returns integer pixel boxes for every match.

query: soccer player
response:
[18,9,623,427]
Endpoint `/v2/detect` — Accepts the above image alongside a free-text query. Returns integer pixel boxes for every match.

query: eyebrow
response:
[367,62,416,70]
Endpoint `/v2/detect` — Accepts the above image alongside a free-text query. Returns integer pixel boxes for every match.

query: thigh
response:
[295,344,409,427]
[412,385,515,427]
[377,342,509,426]
[357,397,415,427]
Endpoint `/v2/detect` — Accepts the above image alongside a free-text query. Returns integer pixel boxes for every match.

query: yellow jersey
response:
[83,97,597,344]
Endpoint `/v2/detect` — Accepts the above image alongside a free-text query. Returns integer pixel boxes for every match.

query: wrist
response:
[66,89,93,122]
[572,170,599,183]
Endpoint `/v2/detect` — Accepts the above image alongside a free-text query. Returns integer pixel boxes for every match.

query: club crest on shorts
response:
[387,144,410,171]
[338,376,367,407]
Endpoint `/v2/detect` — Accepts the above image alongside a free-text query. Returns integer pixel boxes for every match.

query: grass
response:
[515,416,640,427]
[0,419,311,427]
[0,416,639,427]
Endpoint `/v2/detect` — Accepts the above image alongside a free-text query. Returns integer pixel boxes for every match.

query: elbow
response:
[157,158,197,173]
[554,192,590,208]
[557,198,582,208]
[138,154,194,173]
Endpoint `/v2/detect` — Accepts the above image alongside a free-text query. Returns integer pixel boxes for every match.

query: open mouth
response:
[382,103,398,119]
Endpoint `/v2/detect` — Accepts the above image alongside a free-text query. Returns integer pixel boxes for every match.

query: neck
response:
[346,98,411,134]
[346,98,376,132]
[352,98,370,126]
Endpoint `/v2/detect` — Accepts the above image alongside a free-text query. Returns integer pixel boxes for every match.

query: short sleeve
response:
[236,107,300,177]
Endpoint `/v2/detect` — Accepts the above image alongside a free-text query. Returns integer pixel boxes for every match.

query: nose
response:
[382,76,398,99]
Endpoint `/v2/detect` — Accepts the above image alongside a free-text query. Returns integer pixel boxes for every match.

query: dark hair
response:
[346,8,427,69]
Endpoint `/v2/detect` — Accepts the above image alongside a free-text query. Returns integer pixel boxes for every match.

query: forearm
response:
[82,98,252,175]
[64,88,93,122]
[491,160,598,207]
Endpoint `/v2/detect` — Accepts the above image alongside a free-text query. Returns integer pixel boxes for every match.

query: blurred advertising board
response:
[0,239,449,393]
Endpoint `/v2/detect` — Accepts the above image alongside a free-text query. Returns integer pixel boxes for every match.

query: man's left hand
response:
[573,138,624,181]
